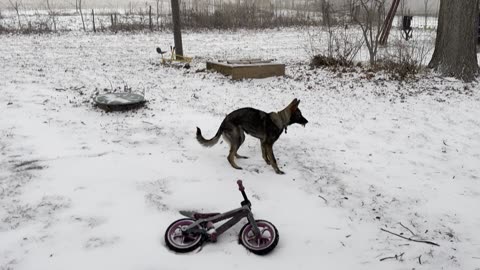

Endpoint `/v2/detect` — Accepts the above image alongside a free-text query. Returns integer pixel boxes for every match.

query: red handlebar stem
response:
[237,180,245,191]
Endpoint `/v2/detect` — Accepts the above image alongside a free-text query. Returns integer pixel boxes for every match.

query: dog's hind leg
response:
[223,129,243,170]
[228,148,242,169]
[235,130,248,159]
[266,144,284,175]
[261,142,271,165]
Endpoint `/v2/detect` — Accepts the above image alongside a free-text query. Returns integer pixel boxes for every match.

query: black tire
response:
[165,218,204,253]
[239,220,279,255]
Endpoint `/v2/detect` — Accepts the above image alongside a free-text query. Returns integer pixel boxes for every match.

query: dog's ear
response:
[289,98,300,112]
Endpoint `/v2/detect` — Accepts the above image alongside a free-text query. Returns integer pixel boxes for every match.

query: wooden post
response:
[170,0,184,58]
[92,9,96,32]
[149,5,153,31]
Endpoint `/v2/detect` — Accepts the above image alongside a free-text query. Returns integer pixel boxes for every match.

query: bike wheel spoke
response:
[247,235,257,241]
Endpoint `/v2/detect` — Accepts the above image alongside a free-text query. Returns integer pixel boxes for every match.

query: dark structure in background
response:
[402,15,413,40]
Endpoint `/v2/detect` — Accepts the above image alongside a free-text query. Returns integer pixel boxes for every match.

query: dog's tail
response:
[196,125,222,147]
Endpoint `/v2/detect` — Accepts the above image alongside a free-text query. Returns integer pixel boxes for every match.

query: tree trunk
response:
[171,0,183,58]
[156,0,160,30]
[149,5,153,31]
[79,0,86,31]
[423,0,429,30]
[428,0,479,81]
[92,9,96,32]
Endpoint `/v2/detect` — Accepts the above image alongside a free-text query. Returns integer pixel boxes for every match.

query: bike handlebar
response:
[237,180,245,191]
[237,180,250,205]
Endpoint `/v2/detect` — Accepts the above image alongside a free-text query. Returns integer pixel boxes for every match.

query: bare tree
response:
[91,9,95,32]
[352,0,386,65]
[423,0,429,29]
[46,0,56,31]
[428,0,479,81]
[344,0,355,23]
[156,0,160,30]
[321,0,334,56]
[321,0,331,26]
[399,0,405,17]
[79,0,85,31]
[8,0,22,29]
[171,0,183,57]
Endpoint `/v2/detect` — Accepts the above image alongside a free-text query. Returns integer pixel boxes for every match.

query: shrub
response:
[310,54,353,68]
[374,58,419,80]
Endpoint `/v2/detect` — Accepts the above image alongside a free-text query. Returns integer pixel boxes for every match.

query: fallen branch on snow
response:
[381,228,440,246]
[380,252,404,261]
[398,222,416,236]
[318,194,328,204]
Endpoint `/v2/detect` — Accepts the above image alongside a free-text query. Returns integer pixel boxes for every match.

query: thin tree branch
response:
[381,228,440,246]
[398,222,416,236]
[380,252,404,261]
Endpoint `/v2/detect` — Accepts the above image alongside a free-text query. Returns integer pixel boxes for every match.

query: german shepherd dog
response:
[196,99,308,174]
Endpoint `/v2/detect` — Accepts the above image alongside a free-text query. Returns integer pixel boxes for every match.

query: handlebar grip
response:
[237,180,245,191]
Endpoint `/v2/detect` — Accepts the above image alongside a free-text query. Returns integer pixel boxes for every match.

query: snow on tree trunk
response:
[428,0,479,81]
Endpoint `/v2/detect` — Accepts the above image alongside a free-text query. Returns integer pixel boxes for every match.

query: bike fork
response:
[247,212,261,237]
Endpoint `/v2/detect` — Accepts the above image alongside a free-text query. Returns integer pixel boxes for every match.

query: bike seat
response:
[194,212,220,219]
[179,210,220,220]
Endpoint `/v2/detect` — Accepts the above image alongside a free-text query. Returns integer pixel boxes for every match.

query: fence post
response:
[92,9,96,32]
[149,6,153,31]
[111,13,116,31]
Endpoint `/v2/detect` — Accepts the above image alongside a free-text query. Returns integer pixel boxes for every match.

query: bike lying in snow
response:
[164,180,279,255]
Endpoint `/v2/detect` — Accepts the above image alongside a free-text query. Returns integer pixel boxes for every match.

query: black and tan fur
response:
[196,99,308,174]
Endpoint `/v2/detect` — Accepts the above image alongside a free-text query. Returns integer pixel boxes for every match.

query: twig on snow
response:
[318,194,328,204]
[381,228,440,246]
[399,222,416,236]
[418,255,422,264]
[380,252,405,262]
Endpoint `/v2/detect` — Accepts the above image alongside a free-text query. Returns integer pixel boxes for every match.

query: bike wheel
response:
[239,220,279,255]
[165,218,204,253]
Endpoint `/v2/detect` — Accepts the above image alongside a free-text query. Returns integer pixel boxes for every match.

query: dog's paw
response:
[275,170,285,175]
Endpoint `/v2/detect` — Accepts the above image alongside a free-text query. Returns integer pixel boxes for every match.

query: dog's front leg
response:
[266,144,284,175]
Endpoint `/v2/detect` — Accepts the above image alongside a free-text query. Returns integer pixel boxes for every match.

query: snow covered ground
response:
[1,29,480,270]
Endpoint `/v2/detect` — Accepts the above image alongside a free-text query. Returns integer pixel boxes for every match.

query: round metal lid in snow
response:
[95,92,145,105]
